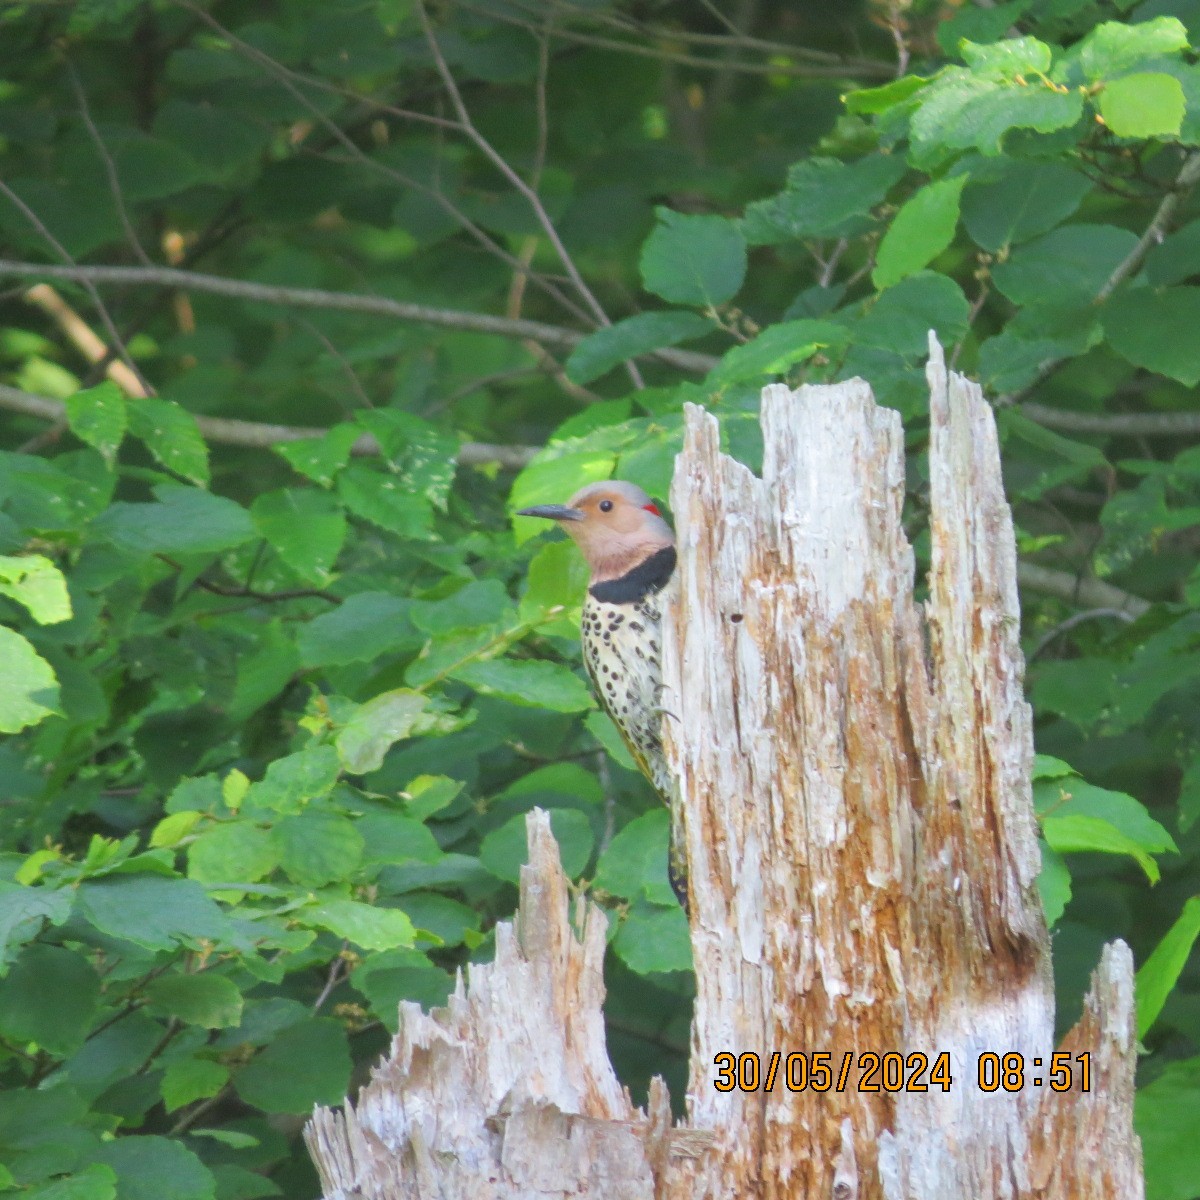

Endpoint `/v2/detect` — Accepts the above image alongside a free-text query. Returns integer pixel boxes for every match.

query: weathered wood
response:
[306,338,1142,1200]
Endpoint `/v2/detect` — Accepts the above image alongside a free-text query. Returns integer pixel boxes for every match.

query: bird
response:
[517,481,687,908]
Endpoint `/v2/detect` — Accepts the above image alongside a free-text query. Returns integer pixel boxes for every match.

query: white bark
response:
[306,337,1142,1200]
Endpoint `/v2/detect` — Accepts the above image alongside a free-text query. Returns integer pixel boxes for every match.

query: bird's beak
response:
[516,504,585,522]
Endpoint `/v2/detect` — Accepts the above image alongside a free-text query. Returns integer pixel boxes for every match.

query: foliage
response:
[0,0,1198,1196]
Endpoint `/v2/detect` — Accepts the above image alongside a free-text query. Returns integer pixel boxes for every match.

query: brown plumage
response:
[518,481,686,907]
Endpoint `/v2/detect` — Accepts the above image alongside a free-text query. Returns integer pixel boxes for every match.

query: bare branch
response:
[0,382,538,469]
[0,259,718,372]
[1016,561,1150,618]
[1020,402,1200,437]
[23,284,149,397]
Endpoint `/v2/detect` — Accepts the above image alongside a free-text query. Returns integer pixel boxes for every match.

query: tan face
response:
[518,480,674,582]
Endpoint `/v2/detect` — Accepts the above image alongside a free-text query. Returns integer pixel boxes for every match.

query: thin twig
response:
[64,56,154,266]
[1096,150,1200,302]
[313,943,350,1012]
[177,0,592,326]
[1029,607,1137,660]
[0,179,153,395]
[463,0,892,80]
[414,0,645,390]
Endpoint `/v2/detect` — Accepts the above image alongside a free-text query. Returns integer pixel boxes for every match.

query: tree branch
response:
[0,383,538,469]
[1020,401,1200,437]
[1096,149,1200,303]
[0,260,717,372]
[1015,561,1150,618]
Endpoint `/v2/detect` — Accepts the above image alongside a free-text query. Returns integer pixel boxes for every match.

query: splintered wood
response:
[305,339,1142,1200]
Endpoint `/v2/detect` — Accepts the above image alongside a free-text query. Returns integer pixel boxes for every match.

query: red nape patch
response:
[643,503,660,516]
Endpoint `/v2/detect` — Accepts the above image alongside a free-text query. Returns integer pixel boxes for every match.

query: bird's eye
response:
[599,499,613,513]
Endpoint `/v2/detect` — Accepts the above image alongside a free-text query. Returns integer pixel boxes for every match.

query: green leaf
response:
[640,209,747,307]
[0,554,71,623]
[96,484,255,556]
[594,809,676,905]
[402,775,464,823]
[350,947,453,1029]
[337,464,434,539]
[853,272,970,358]
[64,382,126,462]
[145,972,244,1029]
[451,657,593,712]
[149,810,202,848]
[1099,72,1185,138]
[843,75,929,114]
[707,319,846,387]
[353,411,457,510]
[76,876,233,950]
[911,71,1084,157]
[0,626,61,732]
[1034,777,1176,854]
[1136,896,1200,1039]
[961,160,1092,252]
[410,579,513,636]
[1135,1055,1200,1200]
[1080,17,1189,81]
[612,899,692,974]
[519,539,588,625]
[1040,813,1161,883]
[479,808,594,883]
[1033,754,1077,781]
[274,424,361,487]
[0,881,73,968]
[188,822,279,889]
[994,224,1137,308]
[1037,841,1071,928]
[272,811,364,888]
[0,945,101,1054]
[357,811,441,867]
[161,1057,229,1113]
[23,1165,116,1200]
[126,396,210,486]
[585,708,638,771]
[873,176,966,289]
[298,591,410,667]
[251,488,346,585]
[335,689,430,774]
[96,1135,215,1200]
[740,155,908,243]
[565,311,713,385]
[1146,217,1200,286]
[960,36,1052,75]
[305,898,416,951]
[243,746,341,815]
[234,1016,351,1113]
[1104,286,1200,385]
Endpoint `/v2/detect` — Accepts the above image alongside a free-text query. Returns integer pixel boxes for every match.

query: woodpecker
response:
[518,481,687,908]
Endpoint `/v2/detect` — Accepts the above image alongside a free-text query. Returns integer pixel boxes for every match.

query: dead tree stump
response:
[305,338,1143,1200]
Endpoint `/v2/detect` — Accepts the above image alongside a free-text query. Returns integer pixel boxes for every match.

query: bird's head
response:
[518,480,674,583]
